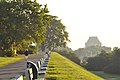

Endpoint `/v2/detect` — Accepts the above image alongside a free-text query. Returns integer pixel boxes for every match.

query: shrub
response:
[84,56,111,71]
[0,50,5,57]
[103,47,120,74]
[103,50,120,74]
[17,50,24,55]
[4,50,14,57]
[104,63,120,74]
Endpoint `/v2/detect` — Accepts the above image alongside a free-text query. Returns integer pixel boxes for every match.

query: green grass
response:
[91,71,120,80]
[0,55,24,68]
[45,52,104,80]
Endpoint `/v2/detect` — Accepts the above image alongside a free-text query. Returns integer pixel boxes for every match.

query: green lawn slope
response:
[45,52,104,80]
[0,55,24,68]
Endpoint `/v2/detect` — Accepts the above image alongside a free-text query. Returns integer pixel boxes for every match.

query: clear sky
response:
[37,0,120,50]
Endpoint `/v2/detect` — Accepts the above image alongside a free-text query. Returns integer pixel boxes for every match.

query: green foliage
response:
[54,47,80,65]
[4,49,14,57]
[83,50,111,71]
[0,0,52,56]
[104,47,120,74]
[0,0,70,56]
[84,47,120,74]
[104,63,120,74]
[84,56,111,71]
[112,47,120,62]
[41,16,70,51]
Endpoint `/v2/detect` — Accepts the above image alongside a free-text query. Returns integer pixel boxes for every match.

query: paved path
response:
[0,52,44,80]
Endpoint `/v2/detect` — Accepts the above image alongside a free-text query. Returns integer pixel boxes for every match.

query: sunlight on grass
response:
[0,55,24,68]
[45,52,104,80]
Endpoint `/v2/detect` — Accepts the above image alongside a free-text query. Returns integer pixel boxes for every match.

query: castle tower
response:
[85,36,102,47]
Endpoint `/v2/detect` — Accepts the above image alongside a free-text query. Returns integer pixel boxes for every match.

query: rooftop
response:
[85,36,102,47]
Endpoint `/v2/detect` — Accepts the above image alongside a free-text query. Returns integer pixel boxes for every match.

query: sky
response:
[37,0,120,50]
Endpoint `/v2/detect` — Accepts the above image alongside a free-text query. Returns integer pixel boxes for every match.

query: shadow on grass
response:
[47,72,57,74]
[49,66,55,68]
[46,77,57,80]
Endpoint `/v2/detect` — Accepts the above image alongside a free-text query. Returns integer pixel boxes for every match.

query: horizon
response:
[37,0,120,50]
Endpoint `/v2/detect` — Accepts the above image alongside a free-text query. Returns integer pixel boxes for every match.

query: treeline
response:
[54,47,80,65]
[82,47,120,74]
[0,0,69,57]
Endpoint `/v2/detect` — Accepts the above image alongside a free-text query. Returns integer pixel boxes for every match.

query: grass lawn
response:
[0,55,24,68]
[91,71,120,80]
[45,52,104,80]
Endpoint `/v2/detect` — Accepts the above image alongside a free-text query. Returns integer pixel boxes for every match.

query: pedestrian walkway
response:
[0,52,44,80]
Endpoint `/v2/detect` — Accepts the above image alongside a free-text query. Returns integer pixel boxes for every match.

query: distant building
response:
[85,36,101,47]
[75,36,111,62]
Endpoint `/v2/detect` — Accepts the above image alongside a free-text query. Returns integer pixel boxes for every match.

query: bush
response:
[17,49,33,55]
[4,50,14,57]
[0,50,5,57]
[17,50,24,55]
[103,47,120,74]
[104,63,120,74]
[84,56,111,71]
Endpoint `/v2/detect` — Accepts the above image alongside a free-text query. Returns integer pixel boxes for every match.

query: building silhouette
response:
[75,36,111,62]
[85,36,101,47]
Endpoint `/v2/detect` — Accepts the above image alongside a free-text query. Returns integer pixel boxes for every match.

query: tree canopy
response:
[41,15,70,51]
[0,0,70,56]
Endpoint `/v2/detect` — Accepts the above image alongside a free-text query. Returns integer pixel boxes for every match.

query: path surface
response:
[0,52,44,80]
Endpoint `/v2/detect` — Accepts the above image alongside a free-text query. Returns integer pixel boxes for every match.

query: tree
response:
[41,16,70,51]
[84,50,111,71]
[104,47,120,74]
[0,0,50,56]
